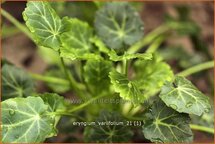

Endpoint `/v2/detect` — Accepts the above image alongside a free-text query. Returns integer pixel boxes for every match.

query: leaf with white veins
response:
[1,97,56,142]
[23,1,64,50]
[95,2,144,50]
[143,100,193,142]
[159,76,211,116]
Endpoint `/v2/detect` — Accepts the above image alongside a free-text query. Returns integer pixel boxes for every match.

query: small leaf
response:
[109,50,152,61]
[23,1,64,50]
[90,36,110,54]
[109,70,144,105]
[84,111,133,142]
[1,96,56,142]
[95,2,144,49]
[143,100,193,142]
[60,18,101,60]
[39,93,68,127]
[134,55,174,99]
[159,76,211,116]
[2,64,34,100]
[38,93,67,113]
[91,37,152,61]
[84,60,112,95]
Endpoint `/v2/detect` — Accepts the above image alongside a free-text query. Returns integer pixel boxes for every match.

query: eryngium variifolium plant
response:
[1,1,212,143]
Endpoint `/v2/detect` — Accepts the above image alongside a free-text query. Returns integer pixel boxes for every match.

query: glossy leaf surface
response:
[2,97,55,142]
[159,76,211,116]
[23,1,64,50]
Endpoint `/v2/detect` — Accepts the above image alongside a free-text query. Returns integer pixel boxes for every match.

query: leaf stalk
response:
[177,61,214,77]
[190,124,214,134]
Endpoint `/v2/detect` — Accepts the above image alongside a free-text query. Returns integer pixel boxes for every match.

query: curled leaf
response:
[134,55,174,99]
[109,70,144,105]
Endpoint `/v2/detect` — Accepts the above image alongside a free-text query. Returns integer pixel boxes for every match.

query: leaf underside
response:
[95,2,144,49]
[159,76,211,116]
[143,100,193,142]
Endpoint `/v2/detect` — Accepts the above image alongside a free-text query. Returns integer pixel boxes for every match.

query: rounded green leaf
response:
[159,76,211,116]
[23,1,64,50]
[109,70,144,105]
[1,97,56,142]
[2,64,34,100]
[84,111,133,142]
[143,100,193,142]
[95,2,144,49]
[84,60,112,95]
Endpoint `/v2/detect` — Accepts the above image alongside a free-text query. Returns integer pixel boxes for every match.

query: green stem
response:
[128,25,169,54]
[123,59,129,76]
[59,54,85,99]
[1,9,33,41]
[190,124,214,134]
[30,73,69,85]
[67,94,107,113]
[30,72,85,90]
[53,112,85,121]
[146,35,166,53]
[177,61,214,77]
[60,56,75,88]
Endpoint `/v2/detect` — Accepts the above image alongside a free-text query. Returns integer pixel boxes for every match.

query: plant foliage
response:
[1,1,212,143]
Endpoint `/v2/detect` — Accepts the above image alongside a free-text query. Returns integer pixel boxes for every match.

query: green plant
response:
[1,1,214,143]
